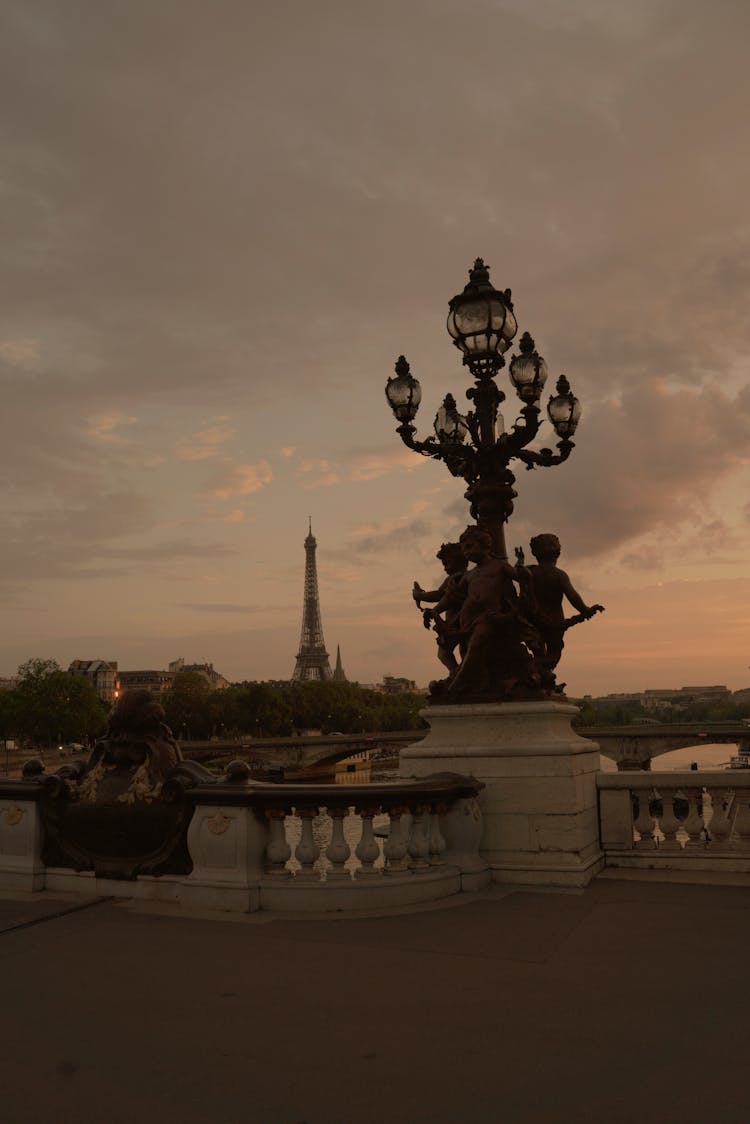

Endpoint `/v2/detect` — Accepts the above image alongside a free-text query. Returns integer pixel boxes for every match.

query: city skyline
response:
[2,1,750,696]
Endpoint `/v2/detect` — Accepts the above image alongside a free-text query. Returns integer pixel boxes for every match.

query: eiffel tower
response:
[292,519,333,681]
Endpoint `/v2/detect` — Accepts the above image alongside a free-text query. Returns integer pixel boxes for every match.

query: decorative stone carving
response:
[4,805,24,827]
[38,689,214,879]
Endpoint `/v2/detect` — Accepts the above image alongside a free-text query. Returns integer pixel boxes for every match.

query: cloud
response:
[296,458,339,489]
[178,603,261,613]
[0,337,39,366]
[348,446,429,482]
[84,413,138,444]
[350,518,434,555]
[205,460,273,498]
[511,380,750,562]
[167,575,223,585]
[175,421,234,461]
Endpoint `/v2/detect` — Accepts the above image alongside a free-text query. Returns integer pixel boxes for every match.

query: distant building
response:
[119,669,175,697]
[0,676,18,692]
[641,685,731,711]
[68,659,119,704]
[591,685,731,711]
[379,676,423,695]
[119,660,230,697]
[168,659,230,690]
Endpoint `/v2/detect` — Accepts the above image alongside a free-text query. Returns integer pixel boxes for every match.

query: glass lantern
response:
[385,356,422,422]
[447,258,517,366]
[509,332,548,404]
[434,394,468,443]
[547,375,581,438]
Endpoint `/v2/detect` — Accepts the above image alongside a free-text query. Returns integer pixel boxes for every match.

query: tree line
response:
[0,659,428,747]
[573,696,750,727]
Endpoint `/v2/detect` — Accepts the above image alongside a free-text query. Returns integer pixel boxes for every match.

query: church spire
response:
[332,644,347,682]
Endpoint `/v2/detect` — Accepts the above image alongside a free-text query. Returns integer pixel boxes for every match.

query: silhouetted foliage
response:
[10,658,108,746]
[155,678,428,741]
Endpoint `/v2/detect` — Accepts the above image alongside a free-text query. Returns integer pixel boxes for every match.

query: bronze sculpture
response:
[415,529,603,701]
[389,260,604,703]
[516,534,604,693]
[413,542,467,676]
[386,263,602,701]
[37,690,212,878]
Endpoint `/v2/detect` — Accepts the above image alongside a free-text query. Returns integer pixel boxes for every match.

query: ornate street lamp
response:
[384,258,581,561]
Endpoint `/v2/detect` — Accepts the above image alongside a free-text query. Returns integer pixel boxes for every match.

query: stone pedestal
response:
[400,701,604,888]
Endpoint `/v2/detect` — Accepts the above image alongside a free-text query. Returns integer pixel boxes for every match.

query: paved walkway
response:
[1,877,748,1124]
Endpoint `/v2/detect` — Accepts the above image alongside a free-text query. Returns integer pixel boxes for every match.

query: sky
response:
[1,0,749,696]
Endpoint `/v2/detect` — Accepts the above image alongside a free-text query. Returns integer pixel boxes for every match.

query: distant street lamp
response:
[385,258,581,561]
[385,259,602,702]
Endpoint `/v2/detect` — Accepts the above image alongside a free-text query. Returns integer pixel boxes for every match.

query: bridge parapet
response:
[598,770,750,878]
[0,766,488,913]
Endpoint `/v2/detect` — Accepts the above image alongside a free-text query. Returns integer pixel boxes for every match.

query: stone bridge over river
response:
[187,723,750,774]
[580,723,750,770]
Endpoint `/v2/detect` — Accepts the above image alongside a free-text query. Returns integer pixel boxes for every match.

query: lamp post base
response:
[400,701,604,888]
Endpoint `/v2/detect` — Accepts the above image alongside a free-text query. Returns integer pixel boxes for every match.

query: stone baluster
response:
[680,788,706,848]
[428,802,447,866]
[633,787,656,847]
[325,807,352,880]
[658,788,681,850]
[729,791,750,846]
[294,807,321,879]
[355,807,381,878]
[265,809,292,876]
[706,787,733,848]
[407,805,430,871]
[383,807,409,874]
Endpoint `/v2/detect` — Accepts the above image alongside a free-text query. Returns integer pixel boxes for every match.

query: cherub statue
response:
[413,542,467,676]
[444,525,537,698]
[516,533,604,686]
[59,689,184,807]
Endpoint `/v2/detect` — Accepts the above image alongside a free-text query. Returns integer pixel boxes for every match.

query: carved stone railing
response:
[598,771,750,880]
[0,766,489,914]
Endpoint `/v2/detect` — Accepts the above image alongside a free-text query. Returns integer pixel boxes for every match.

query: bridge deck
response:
[1,877,748,1123]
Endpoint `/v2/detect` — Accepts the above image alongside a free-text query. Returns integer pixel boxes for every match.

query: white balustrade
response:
[707,788,733,847]
[731,793,750,844]
[265,809,293,876]
[325,808,352,879]
[407,806,430,871]
[633,788,656,847]
[259,781,483,886]
[598,772,750,877]
[354,809,381,878]
[428,806,447,866]
[680,787,706,849]
[294,807,321,878]
[657,788,681,850]
[383,808,410,874]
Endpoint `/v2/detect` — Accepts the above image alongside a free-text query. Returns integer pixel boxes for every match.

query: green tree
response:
[162,671,219,741]
[0,690,18,742]
[13,658,107,746]
[225,683,292,738]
